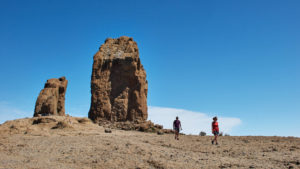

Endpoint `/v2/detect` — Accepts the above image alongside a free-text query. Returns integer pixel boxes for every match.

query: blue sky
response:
[0,0,299,136]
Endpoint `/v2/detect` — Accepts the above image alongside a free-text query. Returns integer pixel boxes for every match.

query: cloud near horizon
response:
[148,106,241,135]
[0,101,241,135]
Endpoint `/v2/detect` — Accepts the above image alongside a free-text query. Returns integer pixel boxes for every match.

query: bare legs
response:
[174,131,179,140]
[212,135,218,145]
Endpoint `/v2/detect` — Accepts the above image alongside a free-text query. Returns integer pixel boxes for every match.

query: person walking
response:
[211,116,219,145]
[173,116,182,140]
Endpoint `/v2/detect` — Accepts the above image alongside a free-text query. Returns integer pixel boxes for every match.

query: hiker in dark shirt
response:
[173,116,182,140]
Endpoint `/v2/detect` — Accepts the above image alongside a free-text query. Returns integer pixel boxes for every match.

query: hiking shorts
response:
[174,127,180,133]
[213,131,219,136]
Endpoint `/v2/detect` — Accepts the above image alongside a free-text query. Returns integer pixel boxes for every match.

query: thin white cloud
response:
[148,106,241,135]
[0,101,30,124]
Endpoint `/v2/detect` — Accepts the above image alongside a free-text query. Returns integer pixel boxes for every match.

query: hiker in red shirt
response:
[211,116,219,145]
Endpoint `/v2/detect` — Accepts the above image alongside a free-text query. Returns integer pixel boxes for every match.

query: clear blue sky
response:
[0,0,299,136]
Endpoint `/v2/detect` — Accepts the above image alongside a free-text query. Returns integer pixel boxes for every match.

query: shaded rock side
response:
[34,77,68,117]
[89,36,148,122]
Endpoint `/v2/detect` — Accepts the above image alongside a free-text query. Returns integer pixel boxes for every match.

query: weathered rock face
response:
[34,77,68,117]
[89,36,148,122]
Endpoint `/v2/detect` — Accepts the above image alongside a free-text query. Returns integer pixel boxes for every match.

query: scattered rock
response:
[157,130,164,135]
[77,118,91,124]
[147,160,165,169]
[89,36,148,122]
[52,121,71,129]
[10,125,16,129]
[290,160,300,165]
[32,117,57,124]
[290,146,299,149]
[138,121,154,132]
[219,163,232,168]
[34,77,68,117]
[162,129,174,134]
[242,139,250,143]
[138,124,148,132]
[105,128,112,133]
[154,124,163,129]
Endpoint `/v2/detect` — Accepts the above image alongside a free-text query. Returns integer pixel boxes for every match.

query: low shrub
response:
[199,131,206,136]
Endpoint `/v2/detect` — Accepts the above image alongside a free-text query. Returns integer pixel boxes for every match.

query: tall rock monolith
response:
[34,77,68,117]
[89,36,148,122]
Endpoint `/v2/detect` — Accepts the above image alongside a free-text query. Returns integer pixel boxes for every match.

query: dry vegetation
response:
[0,116,299,169]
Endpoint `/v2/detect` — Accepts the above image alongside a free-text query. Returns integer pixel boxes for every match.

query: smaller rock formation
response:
[34,77,68,117]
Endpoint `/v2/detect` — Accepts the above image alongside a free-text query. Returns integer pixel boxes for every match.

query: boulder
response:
[162,129,175,134]
[52,121,72,129]
[138,123,150,132]
[157,130,164,135]
[136,121,156,132]
[154,124,163,129]
[105,128,112,133]
[34,77,68,117]
[89,36,148,122]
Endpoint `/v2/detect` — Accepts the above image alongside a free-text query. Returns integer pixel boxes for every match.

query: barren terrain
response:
[0,116,299,169]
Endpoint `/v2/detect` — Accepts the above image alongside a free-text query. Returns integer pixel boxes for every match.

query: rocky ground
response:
[0,116,299,169]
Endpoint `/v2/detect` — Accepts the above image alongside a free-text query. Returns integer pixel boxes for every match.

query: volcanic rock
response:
[157,130,164,135]
[34,77,68,117]
[89,36,148,122]
[104,128,112,133]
